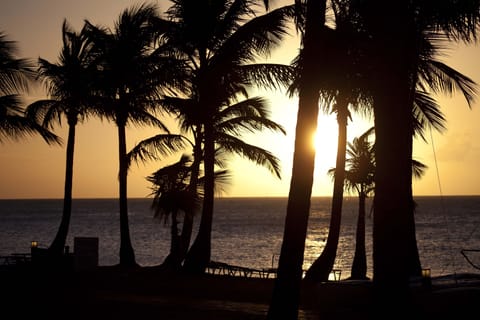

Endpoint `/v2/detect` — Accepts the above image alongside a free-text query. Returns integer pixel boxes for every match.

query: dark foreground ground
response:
[1,265,479,319]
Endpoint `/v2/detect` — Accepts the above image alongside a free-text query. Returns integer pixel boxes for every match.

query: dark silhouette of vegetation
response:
[156,0,294,275]
[84,3,185,268]
[25,20,97,258]
[342,127,376,280]
[301,0,370,284]
[0,32,60,145]
[2,1,480,319]
[147,155,200,270]
[267,1,326,319]
[146,154,230,271]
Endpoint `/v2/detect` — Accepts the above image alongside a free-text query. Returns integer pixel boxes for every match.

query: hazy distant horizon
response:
[1,194,479,201]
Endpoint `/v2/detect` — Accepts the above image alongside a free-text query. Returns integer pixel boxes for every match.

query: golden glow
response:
[1,1,480,198]
[313,115,340,174]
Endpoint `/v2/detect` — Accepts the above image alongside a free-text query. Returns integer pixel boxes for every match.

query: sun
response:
[312,115,339,167]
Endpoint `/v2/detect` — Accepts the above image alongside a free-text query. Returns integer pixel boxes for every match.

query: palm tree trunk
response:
[183,122,214,274]
[267,3,325,318]
[268,88,319,320]
[49,122,76,255]
[304,98,348,283]
[162,154,200,270]
[118,123,136,267]
[179,153,201,258]
[350,190,367,279]
[361,4,420,318]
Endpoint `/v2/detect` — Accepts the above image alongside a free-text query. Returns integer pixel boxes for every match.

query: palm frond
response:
[0,95,62,145]
[127,133,187,169]
[413,91,446,141]
[412,158,428,180]
[239,63,295,90]
[213,4,295,67]
[0,32,36,95]
[217,133,282,179]
[420,59,477,108]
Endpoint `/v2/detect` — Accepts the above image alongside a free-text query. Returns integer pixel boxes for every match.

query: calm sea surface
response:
[1,196,479,279]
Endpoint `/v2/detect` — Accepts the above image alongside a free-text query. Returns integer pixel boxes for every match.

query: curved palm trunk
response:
[162,210,181,268]
[117,123,136,267]
[178,152,201,257]
[183,123,214,274]
[406,199,422,277]
[350,189,368,279]
[304,98,348,283]
[267,4,325,318]
[162,151,201,271]
[268,88,319,320]
[49,120,77,255]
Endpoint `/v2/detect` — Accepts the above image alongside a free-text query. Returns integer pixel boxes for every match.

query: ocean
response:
[1,196,479,280]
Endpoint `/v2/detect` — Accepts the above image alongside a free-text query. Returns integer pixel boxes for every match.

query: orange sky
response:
[1,0,480,199]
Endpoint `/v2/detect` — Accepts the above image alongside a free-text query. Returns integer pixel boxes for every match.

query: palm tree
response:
[354,1,480,296]
[266,0,479,317]
[341,127,427,280]
[267,0,328,318]
[302,0,479,287]
[342,127,376,280]
[25,20,97,257]
[146,153,230,271]
[301,0,370,283]
[84,3,186,267]
[158,0,294,274]
[0,32,59,144]
[147,154,199,270]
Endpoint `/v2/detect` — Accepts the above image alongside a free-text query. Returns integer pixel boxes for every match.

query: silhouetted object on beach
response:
[155,1,294,275]
[26,20,97,257]
[0,32,59,145]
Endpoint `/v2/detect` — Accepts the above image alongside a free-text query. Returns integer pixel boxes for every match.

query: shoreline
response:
[2,265,479,319]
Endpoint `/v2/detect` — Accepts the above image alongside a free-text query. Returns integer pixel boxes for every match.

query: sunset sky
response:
[1,0,480,199]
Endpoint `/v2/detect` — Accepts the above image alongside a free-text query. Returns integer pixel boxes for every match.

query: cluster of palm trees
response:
[3,0,480,319]
[266,1,480,319]
[3,1,294,271]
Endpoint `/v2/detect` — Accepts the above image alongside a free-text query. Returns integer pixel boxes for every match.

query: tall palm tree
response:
[0,32,59,144]
[84,3,186,267]
[301,0,370,283]
[304,0,479,286]
[25,20,97,257]
[158,0,294,274]
[354,1,480,298]
[267,0,328,318]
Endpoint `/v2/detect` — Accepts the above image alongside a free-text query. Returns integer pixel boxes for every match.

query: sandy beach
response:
[1,264,480,319]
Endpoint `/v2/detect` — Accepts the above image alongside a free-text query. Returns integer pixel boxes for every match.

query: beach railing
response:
[206,261,277,279]
[0,253,31,266]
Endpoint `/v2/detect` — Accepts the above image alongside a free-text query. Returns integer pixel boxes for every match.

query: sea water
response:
[0,196,479,279]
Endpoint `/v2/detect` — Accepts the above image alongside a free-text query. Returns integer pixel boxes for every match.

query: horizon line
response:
[1,194,479,201]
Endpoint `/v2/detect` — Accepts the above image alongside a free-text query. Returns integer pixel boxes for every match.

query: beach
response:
[1,197,480,318]
[2,265,480,320]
